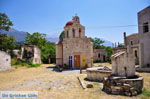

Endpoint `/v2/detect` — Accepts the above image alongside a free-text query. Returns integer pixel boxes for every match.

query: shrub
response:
[27,64,41,68]
[11,58,41,68]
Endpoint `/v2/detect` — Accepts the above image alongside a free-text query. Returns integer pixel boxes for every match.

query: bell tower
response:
[64,16,85,39]
[72,15,80,23]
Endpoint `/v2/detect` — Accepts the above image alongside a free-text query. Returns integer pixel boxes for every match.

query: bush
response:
[11,58,41,68]
[27,64,41,68]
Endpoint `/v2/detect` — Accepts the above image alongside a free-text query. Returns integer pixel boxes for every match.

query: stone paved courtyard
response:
[0,64,150,99]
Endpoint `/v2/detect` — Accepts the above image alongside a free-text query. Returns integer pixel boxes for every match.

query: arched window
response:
[72,29,75,38]
[79,28,81,37]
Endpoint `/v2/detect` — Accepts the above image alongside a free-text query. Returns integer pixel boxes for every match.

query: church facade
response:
[56,16,93,68]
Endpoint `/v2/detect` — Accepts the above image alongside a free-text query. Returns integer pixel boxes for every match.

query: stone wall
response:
[33,46,41,64]
[63,38,93,68]
[122,77,143,93]
[138,6,150,68]
[112,50,135,77]
[56,41,63,66]
[93,49,107,62]
[21,45,41,64]
[126,33,139,46]
[86,67,111,82]
[112,47,126,54]
[0,51,11,71]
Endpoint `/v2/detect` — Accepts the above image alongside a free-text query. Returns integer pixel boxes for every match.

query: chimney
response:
[123,32,127,46]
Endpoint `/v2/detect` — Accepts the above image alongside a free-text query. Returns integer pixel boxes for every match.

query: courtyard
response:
[0,63,150,99]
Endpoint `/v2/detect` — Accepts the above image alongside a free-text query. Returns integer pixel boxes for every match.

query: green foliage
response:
[59,31,65,41]
[118,43,125,47]
[27,64,41,68]
[0,13,13,31]
[0,34,16,51]
[0,13,16,53]
[11,58,41,68]
[25,32,56,63]
[25,32,47,48]
[142,88,150,97]
[105,46,113,62]
[91,37,112,62]
[91,37,105,49]
[41,42,56,63]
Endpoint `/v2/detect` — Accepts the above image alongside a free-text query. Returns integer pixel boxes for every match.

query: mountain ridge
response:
[0,28,113,47]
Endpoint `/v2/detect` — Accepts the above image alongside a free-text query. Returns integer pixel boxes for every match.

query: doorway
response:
[74,55,80,67]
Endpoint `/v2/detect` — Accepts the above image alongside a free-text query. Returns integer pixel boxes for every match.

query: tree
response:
[25,32,47,48]
[59,31,65,41]
[0,13,16,52]
[0,13,13,31]
[105,46,113,62]
[41,42,56,63]
[25,32,56,63]
[118,43,125,47]
[0,34,16,51]
[91,37,105,49]
[91,37,112,62]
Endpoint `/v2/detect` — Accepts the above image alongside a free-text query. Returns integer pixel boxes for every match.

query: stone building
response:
[112,47,126,54]
[138,6,150,68]
[0,51,11,71]
[21,44,41,64]
[124,33,140,65]
[56,16,93,68]
[113,32,140,65]
[93,49,107,62]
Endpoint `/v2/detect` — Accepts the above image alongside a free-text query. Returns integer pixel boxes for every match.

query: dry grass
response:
[0,63,150,99]
[93,62,112,67]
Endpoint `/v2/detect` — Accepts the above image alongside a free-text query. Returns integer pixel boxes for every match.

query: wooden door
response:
[82,56,86,67]
[74,55,80,67]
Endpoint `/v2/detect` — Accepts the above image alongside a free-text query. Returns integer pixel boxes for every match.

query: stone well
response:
[121,76,143,93]
[103,47,144,96]
[86,67,112,82]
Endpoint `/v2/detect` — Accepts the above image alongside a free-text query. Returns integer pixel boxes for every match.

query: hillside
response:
[0,29,113,47]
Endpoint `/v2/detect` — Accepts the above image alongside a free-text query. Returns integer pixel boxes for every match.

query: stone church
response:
[56,16,93,68]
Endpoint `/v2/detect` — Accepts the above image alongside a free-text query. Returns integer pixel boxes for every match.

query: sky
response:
[0,0,150,43]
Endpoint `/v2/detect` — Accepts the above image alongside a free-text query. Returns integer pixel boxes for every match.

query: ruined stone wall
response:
[93,49,107,62]
[0,51,11,71]
[63,38,93,68]
[33,46,41,64]
[21,45,41,64]
[56,42,63,66]
[138,6,150,67]
[112,51,135,77]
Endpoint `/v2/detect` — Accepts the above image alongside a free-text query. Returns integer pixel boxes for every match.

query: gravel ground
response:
[0,64,150,99]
